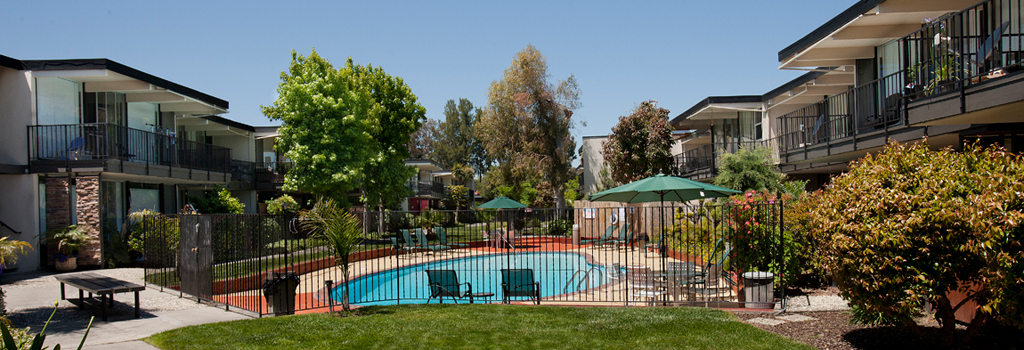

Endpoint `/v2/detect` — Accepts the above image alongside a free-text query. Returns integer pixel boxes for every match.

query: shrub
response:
[806,141,1024,342]
[714,146,785,193]
[192,185,244,214]
[548,219,573,237]
[266,195,299,215]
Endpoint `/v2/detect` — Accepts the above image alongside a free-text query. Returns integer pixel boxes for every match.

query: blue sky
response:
[2,1,850,141]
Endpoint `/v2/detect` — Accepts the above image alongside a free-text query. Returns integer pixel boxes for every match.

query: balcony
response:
[409,181,444,198]
[777,0,1024,164]
[674,139,778,180]
[254,162,292,189]
[28,123,232,179]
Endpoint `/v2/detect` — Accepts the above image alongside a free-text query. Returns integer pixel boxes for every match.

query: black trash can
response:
[263,271,300,316]
[742,272,775,309]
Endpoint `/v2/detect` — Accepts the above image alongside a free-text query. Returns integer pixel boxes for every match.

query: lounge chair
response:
[436,226,468,249]
[425,269,474,304]
[500,269,540,305]
[687,240,737,288]
[581,225,616,244]
[594,223,631,250]
[390,236,414,258]
[400,229,419,256]
[415,228,450,255]
[625,266,667,305]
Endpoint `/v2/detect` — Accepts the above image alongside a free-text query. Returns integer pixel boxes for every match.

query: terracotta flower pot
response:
[56,257,77,272]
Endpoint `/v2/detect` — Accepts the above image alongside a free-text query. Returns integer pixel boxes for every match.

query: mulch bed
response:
[733,309,1023,350]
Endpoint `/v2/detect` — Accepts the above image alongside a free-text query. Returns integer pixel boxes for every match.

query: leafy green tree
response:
[301,197,364,313]
[434,99,479,169]
[806,141,1024,343]
[602,100,674,184]
[478,45,580,211]
[442,185,469,210]
[192,186,244,214]
[262,49,425,206]
[713,146,786,193]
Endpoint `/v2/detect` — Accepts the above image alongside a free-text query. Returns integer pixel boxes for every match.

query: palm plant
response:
[300,197,364,313]
[0,237,32,268]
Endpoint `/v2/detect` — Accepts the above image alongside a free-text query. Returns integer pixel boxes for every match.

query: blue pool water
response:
[332,252,607,305]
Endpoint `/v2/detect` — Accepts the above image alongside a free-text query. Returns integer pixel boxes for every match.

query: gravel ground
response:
[734,287,1024,350]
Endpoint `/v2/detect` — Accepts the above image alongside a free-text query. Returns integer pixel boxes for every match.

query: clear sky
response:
[2,0,851,142]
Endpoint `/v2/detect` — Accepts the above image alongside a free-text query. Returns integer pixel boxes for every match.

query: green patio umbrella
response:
[588,174,740,256]
[477,196,528,209]
[477,196,527,248]
[588,174,740,204]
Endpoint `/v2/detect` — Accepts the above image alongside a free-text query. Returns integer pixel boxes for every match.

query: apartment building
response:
[0,54,259,270]
[672,0,1024,188]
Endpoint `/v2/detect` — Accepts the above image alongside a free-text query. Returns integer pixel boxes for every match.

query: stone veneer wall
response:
[75,176,102,266]
[44,176,103,267]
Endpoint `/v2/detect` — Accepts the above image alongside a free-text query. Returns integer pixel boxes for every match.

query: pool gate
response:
[142,200,784,316]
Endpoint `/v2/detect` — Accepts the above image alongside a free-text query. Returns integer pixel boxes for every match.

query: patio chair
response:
[604,263,629,305]
[415,228,450,255]
[688,240,737,288]
[645,233,666,255]
[436,226,468,249]
[625,266,667,305]
[500,268,540,305]
[684,263,727,302]
[425,269,474,304]
[581,225,616,244]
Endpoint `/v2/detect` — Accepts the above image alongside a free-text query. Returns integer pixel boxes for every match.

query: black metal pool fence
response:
[142,201,784,316]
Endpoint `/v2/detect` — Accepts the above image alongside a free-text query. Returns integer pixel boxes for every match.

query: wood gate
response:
[178,215,213,301]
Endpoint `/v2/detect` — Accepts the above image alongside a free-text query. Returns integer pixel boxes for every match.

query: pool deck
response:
[213,236,740,313]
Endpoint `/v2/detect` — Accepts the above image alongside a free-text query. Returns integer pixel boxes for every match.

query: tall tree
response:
[479,45,580,211]
[408,118,438,160]
[601,100,674,184]
[434,99,474,168]
[262,49,425,206]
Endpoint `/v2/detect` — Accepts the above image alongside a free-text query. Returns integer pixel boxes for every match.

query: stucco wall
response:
[0,68,32,165]
[0,175,40,271]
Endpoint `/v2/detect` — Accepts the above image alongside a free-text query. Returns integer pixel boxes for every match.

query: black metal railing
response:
[27,123,232,173]
[408,181,444,197]
[674,139,778,177]
[143,202,785,316]
[777,71,906,153]
[230,160,256,184]
[255,161,292,184]
[777,0,1024,154]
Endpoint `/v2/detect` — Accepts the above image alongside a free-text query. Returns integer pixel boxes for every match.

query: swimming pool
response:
[333,252,607,305]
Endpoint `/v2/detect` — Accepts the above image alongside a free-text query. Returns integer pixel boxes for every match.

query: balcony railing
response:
[674,139,778,178]
[28,123,231,173]
[255,161,293,184]
[777,0,1024,154]
[408,181,444,198]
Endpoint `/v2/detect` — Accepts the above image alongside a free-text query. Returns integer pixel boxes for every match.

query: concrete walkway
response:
[2,268,250,349]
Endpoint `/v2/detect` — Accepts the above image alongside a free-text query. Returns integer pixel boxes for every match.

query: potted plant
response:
[47,225,89,271]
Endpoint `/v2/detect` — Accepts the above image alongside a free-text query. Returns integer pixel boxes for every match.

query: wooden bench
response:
[55,272,146,321]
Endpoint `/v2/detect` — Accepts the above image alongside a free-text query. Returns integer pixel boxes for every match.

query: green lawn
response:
[147,305,812,350]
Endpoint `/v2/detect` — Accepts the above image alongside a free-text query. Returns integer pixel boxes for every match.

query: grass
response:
[147,305,813,350]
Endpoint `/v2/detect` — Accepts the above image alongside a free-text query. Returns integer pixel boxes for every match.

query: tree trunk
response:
[553,186,566,219]
[933,295,957,344]
[377,205,384,237]
[341,264,351,312]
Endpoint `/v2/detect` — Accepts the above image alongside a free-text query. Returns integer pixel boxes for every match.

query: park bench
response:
[55,272,146,321]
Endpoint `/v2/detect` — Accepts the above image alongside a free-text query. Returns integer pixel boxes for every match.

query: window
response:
[36,77,80,125]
